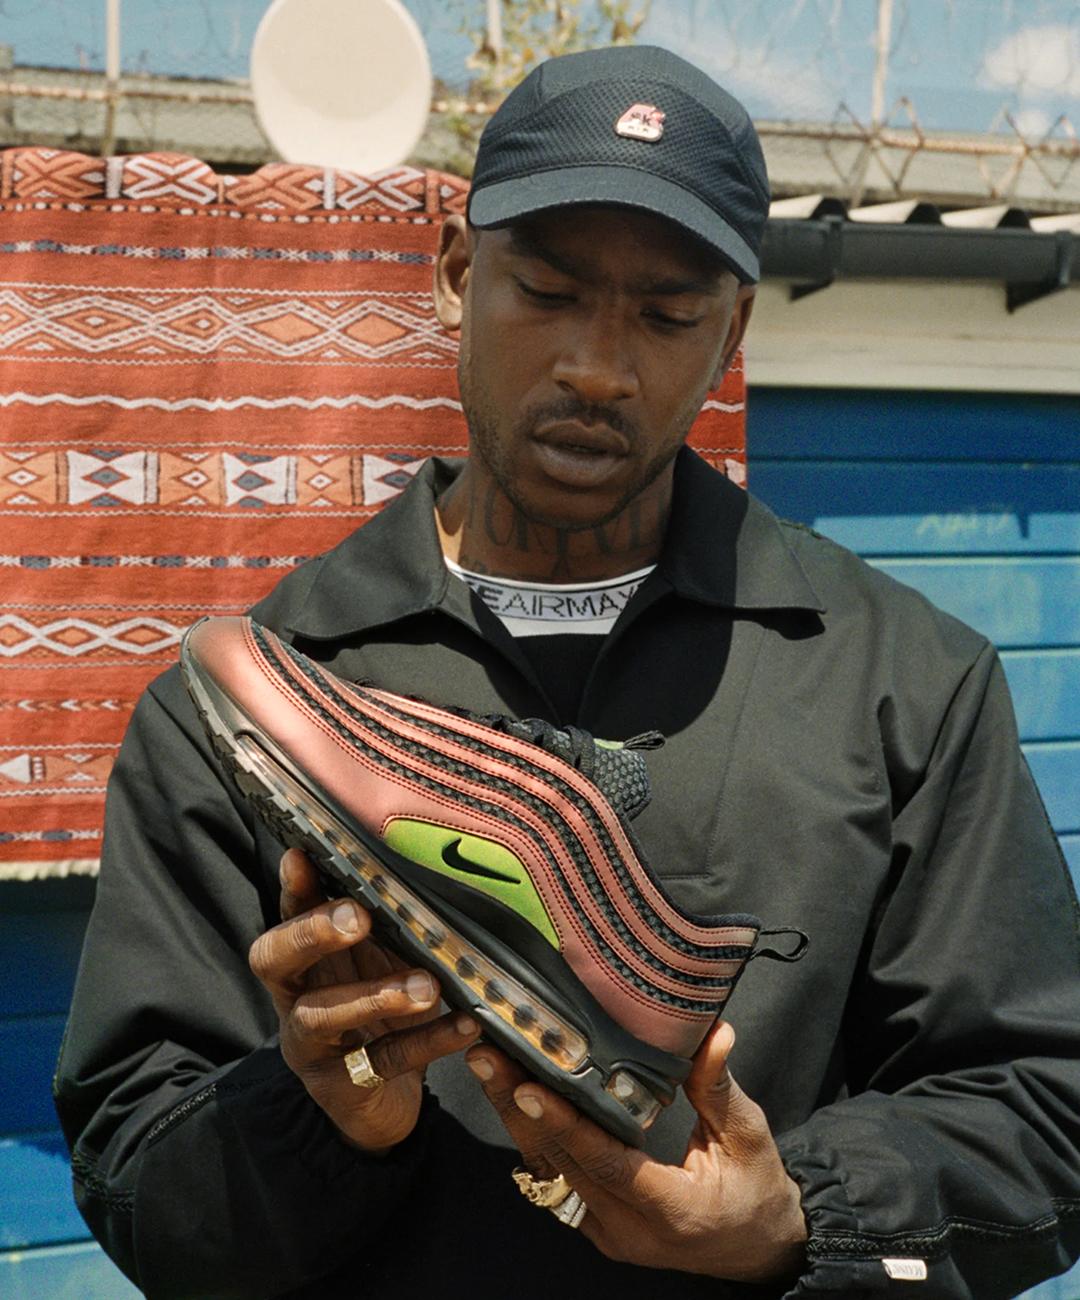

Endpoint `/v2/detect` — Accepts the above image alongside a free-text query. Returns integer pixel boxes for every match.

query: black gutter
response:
[761,216,1077,311]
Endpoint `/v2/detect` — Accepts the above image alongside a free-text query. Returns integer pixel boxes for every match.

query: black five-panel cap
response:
[467,45,771,284]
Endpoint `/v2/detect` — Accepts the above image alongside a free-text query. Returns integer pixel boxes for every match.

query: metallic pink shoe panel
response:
[351,686,756,979]
[278,661,750,1052]
[380,687,759,948]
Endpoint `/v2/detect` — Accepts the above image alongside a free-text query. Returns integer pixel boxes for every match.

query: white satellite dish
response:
[251,0,433,172]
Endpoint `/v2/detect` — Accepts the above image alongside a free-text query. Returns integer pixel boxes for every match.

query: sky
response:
[0,0,1078,138]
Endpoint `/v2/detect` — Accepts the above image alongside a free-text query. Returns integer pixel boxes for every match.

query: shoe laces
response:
[485,717,597,774]
[478,715,664,821]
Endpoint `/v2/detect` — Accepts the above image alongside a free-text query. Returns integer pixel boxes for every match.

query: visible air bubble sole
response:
[180,643,663,1146]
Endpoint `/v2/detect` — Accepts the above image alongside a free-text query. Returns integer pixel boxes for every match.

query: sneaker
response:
[180,615,775,1146]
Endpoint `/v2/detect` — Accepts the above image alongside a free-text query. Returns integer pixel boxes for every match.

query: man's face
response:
[443,206,748,532]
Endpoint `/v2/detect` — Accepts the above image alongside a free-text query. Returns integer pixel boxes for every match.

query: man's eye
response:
[644,310,701,330]
[516,279,572,304]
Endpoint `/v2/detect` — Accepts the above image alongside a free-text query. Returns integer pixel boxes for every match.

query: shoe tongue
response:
[589,739,656,821]
[498,718,661,822]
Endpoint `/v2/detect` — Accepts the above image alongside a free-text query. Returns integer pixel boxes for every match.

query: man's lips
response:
[533,420,629,457]
[528,421,630,489]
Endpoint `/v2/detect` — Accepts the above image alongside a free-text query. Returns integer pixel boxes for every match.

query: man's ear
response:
[709,284,756,390]
[434,215,472,332]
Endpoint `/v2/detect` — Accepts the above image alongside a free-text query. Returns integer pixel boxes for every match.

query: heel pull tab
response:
[622,730,666,751]
[752,928,810,963]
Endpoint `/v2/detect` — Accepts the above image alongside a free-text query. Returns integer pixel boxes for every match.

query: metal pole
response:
[102,0,120,155]
[851,0,894,206]
[871,0,894,128]
[486,0,503,90]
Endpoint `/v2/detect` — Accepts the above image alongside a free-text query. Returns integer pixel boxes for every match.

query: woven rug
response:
[0,149,747,879]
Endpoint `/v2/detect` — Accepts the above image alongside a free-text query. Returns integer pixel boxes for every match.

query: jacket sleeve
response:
[775,643,1080,1298]
[53,665,436,1300]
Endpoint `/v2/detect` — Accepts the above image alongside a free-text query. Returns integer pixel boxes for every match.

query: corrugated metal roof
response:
[758,120,1080,215]
[769,193,1080,233]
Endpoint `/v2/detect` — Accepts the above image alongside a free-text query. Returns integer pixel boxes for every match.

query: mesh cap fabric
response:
[468,45,770,283]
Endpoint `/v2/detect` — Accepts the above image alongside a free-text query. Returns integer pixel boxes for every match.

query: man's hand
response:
[467,1021,807,1283]
[249,847,481,1153]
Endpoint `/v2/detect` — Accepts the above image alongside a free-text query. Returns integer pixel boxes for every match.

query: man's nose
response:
[551,314,640,405]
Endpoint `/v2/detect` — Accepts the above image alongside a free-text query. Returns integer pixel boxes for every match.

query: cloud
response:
[1012,106,1052,139]
[704,45,839,120]
[656,32,839,121]
[980,24,1080,98]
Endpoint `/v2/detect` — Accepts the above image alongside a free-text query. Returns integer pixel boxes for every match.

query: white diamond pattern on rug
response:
[362,454,427,505]
[121,154,219,204]
[0,287,455,361]
[223,453,295,508]
[334,165,425,211]
[67,451,156,506]
[0,615,186,657]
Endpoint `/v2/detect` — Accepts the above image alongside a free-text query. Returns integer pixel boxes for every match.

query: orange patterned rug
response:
[0,149,747,878]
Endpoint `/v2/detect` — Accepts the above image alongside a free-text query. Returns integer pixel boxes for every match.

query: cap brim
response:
[468,165,760,283]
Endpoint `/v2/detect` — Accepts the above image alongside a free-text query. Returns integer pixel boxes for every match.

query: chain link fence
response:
[0,0,1077,205]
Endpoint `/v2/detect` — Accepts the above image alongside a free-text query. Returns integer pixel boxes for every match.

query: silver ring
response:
[343,1043,385,1089]
[550,1189,587,1229]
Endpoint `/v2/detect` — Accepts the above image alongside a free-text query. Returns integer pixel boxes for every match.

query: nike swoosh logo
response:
[441,837,521,885]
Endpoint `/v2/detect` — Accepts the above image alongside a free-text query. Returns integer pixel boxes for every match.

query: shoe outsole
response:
[181,641,664,1145]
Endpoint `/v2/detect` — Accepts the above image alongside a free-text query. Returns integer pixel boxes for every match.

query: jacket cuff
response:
[776,1136,894,1297]
[213,1041,437,1192]
[134,1042,438,1295]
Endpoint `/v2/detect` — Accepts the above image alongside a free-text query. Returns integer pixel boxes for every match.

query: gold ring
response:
[343,1044,385,1089]
[511,1166,573,1208]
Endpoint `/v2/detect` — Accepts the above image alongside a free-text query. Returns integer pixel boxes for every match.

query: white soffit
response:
[1031,213,1080,233]
[769,194,830,219]
[848,199,937,223]
[941,205,1028,228]
[745,279,1080,395]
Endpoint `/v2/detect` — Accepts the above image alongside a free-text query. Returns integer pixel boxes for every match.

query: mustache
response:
[520,397,636,442]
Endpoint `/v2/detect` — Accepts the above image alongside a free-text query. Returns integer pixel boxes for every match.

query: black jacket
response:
[55,451,1080,1299]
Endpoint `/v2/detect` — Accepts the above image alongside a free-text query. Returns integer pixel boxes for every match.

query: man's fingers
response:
[288,970,441,1045]
[684,1020,771,1155]
[278,848,324,921]
[476,1058,655,1208]
[465,1046,561,1177]
[363,1009,481,1082]
[249,896,372,998]
[512,1085,643,1197]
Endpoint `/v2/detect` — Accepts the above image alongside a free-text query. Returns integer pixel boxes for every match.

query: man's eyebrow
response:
[629,272,724,297]
[507,226,583,279]
[506,226,723,296]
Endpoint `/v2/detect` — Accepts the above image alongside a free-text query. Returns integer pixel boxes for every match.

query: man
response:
[56,45,1080,1300]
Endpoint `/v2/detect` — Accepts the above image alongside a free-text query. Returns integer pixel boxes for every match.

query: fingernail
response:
[456,1014,478,1036]
[468,1055,493,1080]
[405,972,436,1004]
[331,902,359,934]
[515,1089,543,1119]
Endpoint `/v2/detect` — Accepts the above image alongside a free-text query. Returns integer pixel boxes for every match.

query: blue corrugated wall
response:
[1,385,1077,1295]
[748,386,1080,1300]
[0,877,141,1295]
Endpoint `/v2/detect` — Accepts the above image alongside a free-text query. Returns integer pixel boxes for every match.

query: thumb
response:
[684,1020,765,1149]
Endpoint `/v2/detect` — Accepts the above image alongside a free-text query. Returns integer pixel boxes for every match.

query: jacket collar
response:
[657,447,824,612]
[287,448,823,642]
